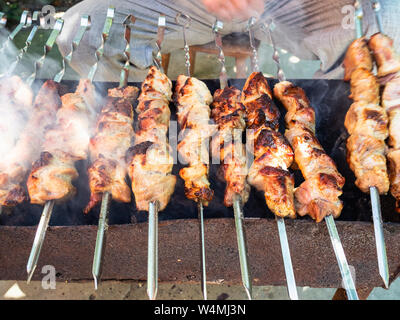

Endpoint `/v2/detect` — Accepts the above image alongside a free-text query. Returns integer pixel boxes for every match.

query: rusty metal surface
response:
[1,218,400,288]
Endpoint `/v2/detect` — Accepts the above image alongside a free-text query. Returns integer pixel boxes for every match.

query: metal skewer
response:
[5,11,44,77]
[213,19,252,300]
[88,10,124,290]
[26,20,66,283]
[213,20,228,90]
[26,200,54,283]
[0,10,30,55]
[176,13,208,300]
[153,14,165,72]
[54,14,91,83]
[87,6,115,82]
[27,10,113,284]
[250,18,298,300]
[146,14,166,301]
[357,0,389,288]
[26,18,64,86]
[263,20,357,299]
[370,0,383,35]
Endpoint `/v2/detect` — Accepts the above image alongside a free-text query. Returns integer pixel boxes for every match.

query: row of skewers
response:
[0,0,398,300]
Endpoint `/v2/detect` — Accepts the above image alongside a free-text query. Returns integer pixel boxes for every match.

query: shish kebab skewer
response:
[172,13,216,300]
[88,14,137,290]
[368,0,400,286]
[125,15,176,301]
[25,10,112,283]
[0,17,64,217]
[369,1,400,209]
[245,18,299,300]
[267,22,357,299]
[209,20,252,300]
[342,0,390,288]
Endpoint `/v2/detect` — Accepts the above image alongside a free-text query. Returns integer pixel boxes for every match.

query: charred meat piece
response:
[381,72,400,207]
[27,79,95,205]
[242,72,296,218]
[174,74,216,206]
[368,33,400,79]
[349,68,380,104]
[85,85,138,213]
[274,81,345,222]
[342,39,390,197]
[343,37,373,81]
[127,66,176,211]
[210,86,250,207]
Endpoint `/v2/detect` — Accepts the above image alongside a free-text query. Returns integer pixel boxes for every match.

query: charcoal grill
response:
[0,5,399,301]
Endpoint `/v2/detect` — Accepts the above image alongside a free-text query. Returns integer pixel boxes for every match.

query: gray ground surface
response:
[0,279,399,300]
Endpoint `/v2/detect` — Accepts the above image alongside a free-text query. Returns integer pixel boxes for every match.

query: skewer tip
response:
[93,273,98,290]
[26,266,36,284]
[244,286,252,300]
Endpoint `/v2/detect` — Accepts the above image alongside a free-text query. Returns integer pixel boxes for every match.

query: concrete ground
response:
[1,278,400,300]
[1,30,399,300]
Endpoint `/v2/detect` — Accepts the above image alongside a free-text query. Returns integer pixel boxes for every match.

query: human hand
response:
[202,0,264,21]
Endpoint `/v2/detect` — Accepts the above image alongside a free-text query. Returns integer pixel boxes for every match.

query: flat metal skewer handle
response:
[261,22,285,81]
[54,14,91,83]
[26,200,55,283]
[92,192,111,290]
[233,195,252,300]
[6,11,44,77]
[119,15,136,88]
[247,17,259,73]
[0,10,30,54]
[325,215,359,300]
[213,20,228,90]
[175,13,191,77]
[87,6,115,82]
[153,14,166,72]
[147,200,159,300]
[370,0,383,33]
[198,200,207,300]
[354,1,364,39]
[26,18,64,86]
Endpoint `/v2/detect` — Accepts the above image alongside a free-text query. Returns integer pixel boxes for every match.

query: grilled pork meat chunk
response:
[0,80,61,206]
[368,33,400,79]
[343,37,373,81]
[174,74,216,205]
[127,66,176,211]
[27,79,95,205]
[211,86,250,207]
[343,38,390,196]
[242,72,295,218]
[381,73,400,208]
[349,68,380,104]
[85,85,138,213]
[274,81,345,222]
